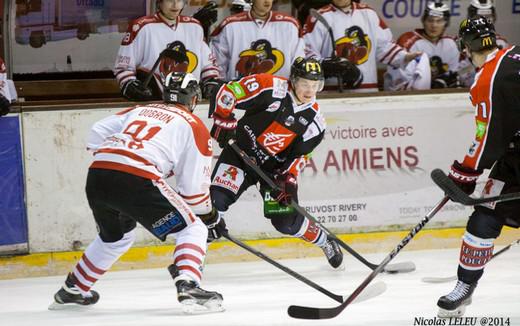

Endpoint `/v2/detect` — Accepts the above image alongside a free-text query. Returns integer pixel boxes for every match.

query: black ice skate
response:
[168,264,224,313]
[49,273,99,310]
[321,236,344,269]
[437,280,477,317]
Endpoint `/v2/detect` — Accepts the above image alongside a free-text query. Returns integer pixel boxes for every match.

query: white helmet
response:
[468,0,496,22]
[422,1,451,25]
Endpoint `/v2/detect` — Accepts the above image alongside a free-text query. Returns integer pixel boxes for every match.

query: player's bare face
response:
[293,79,321,104]
[252,0,273,17]
[332,0,352,9]
[159,0,184,21]
[424,16,446,40]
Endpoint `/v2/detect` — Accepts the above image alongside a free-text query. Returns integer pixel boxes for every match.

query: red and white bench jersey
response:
[114,13,220,91]
[396,29,460,73]
[210,11,305,81]
[303,2,407,92]
[0,57,17,102]
[86,103,213,214]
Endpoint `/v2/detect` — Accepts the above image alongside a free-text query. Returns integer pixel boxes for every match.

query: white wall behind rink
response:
[22,93,477,253]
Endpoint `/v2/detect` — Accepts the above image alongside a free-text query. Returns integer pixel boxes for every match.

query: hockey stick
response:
[431,169,520,205]
[288,196,450,319]
[421,238,520,283]
[309,8,344,92]
[222,231,344,303]
[229,140,416,274]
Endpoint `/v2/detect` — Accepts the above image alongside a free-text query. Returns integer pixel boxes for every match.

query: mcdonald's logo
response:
[305,62,321,73]
[482,37,493,47]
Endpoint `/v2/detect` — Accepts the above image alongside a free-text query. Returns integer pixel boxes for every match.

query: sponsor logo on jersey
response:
[267,101,281,112]
[257,122,297,155]
[212,163,244,194]
[159,41,198,82]
[236,39,285,77]
[272,77,288,99]
[335,26,371,65]
[298,116,309,126]
[228,82,246,99]
[217,90,236,111]
[468,140,480,157]
[476,121,487,140]
[284,116,295,127]
[481,178,505,210]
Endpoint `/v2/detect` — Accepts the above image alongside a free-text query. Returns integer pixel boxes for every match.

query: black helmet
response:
[163,72,201,112]
[467,0,496,22]
[290,57,324,82]
[422,1,451,26]
[459,16,497,52]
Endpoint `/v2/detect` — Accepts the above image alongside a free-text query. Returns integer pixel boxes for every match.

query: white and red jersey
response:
[395,29,460,73]
[210,11,305,81]
[303,3,407,92]
[87,103,213,214]
[113,13,220,91]
[0,57,17,102]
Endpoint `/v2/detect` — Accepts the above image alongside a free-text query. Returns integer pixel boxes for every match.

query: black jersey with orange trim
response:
[213,73,326,176]
[462,46,520,171]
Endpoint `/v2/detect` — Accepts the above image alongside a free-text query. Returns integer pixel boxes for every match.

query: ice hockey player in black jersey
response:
[207,57,344,270]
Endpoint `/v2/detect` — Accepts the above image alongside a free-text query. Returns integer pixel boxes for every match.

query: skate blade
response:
[438,305,466,318]
[48,301,92,311]
[180,299,225,315]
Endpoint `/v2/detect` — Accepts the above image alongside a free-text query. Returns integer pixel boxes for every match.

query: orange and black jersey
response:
[213,73,326,176]
[462,45,520,171]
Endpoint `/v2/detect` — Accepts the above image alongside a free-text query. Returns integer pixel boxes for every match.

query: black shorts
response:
[85,168,190,242]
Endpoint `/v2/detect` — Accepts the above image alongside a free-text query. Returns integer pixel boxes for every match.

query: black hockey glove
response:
[198,208,228,242]
[202,78,226,100]
[432,71,460,89]
[448,160,482,195]
[270,173,298,206]
[121,79,154,101]
[321,57,363,89]
[210,112,237,148]
[192,1,218,39]
[0,94,11,116]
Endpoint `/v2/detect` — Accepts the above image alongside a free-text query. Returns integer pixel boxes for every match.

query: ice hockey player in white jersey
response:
[114,0,220,102]
[50,72,224,313]
[303,0,421,92]
[387,1,460,90]
[0,57,17,117]
[210,0,305,80]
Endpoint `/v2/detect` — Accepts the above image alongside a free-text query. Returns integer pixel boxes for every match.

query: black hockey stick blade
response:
[431,169,520,205]
[228,140,415,274]
[288,197,449,320]
[422,238,520,283]
[223,231,344,303]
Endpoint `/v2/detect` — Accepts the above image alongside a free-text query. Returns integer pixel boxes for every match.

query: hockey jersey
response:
[461,46,520,171]
[0,57,17,102]
[113,13,220,91]
[303,3,407,92]
[384,52,431,91]
[86,103,213,215]
[210,11,305,81]
[213,73,326,176]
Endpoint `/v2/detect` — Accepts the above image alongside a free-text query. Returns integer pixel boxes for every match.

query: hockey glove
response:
[121,79,154,101]
[192,1,218,39]
[0,94,11,116]
[432,71,460,89]
[198,208,227,242]
[448,160,482,195]
[321,57,362,89]
[271,173,298,206]
[202,78,226,100]
[210,112,237,148]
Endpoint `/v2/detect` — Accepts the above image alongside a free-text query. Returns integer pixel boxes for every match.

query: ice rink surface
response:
[1,247,518,326]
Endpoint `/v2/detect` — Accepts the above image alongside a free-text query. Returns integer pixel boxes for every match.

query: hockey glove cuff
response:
[210,113,237,148]
[449,160,482,195]
[271,173,298,206]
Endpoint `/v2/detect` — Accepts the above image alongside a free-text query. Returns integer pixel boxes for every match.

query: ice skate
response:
[48,273,99,310]
[321,236,344,269]
[437,280,476,317]
[168,264,224,314]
